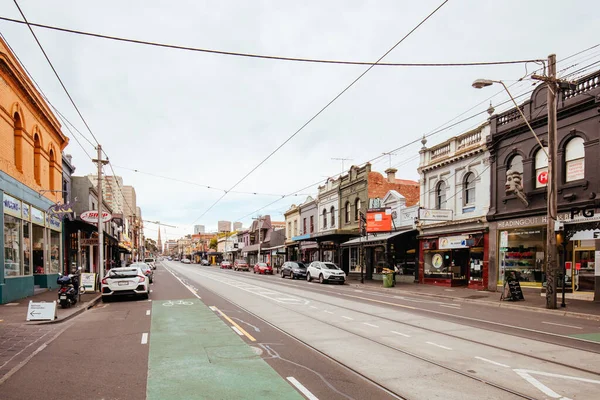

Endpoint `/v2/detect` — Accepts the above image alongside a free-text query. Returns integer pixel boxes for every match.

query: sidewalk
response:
[0,288,101,325]
[346,276,600,321]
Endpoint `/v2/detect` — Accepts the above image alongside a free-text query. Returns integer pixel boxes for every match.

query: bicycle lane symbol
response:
[162,300,194,307]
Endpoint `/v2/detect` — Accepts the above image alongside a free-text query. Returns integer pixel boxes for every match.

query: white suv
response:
[101,266,150,301]
[144,257,156,270]
[307,261,346,284]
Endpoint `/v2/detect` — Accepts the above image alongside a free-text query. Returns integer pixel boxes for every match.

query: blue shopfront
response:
[1,172,63,303]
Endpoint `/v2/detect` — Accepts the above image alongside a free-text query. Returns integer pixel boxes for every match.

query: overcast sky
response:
[0,0,598,242]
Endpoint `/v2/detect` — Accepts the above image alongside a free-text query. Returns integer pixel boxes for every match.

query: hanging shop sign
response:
[366,208,392,233]
[48,201,76,221]
[418,208,453,221]
[3,193,22,217]
[80,210,112,223]
[439,235,469,249]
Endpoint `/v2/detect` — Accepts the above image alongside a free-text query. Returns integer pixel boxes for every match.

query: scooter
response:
[57,267,84,308]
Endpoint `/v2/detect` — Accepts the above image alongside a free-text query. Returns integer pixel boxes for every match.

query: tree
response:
[145,238,158,254]
[209,238,218,250]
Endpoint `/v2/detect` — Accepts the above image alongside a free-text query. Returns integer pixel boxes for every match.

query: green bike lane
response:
[146,296,303,399]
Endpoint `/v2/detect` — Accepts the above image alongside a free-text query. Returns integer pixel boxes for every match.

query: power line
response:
[0,14,546,68]
[190,0,451,224]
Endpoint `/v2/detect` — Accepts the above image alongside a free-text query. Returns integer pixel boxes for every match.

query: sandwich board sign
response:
[26,301,57,321]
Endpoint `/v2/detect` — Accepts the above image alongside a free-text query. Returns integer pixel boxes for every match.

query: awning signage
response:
[439,235,469,249]
[3,193,21,217]
[31,207,45,226]
[419,208,453,221]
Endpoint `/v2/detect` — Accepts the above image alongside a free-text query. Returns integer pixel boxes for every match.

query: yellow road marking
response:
[213,306,256,342]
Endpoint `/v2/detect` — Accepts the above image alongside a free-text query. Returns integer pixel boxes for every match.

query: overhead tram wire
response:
[0,15,546,68]
[190,0,451,224]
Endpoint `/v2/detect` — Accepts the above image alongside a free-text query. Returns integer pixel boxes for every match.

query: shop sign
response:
[566,158,584,182]
[49,216,61,231]
[81,238,99,246]
[31,207,45,225]
[439,235,469,249]
[419,208,453,221]
[81,273,97,292]
[3,193,21,217]
[26,301,57,321]
[80,210,112,223]
[22,203,30,221]
[536,169,548,187]
[500,231,509,248]
[367,208,392,233]
[431,253,443,270]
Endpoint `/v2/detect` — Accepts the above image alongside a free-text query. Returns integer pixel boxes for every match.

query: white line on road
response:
[309,306,318,309]
[542,321,582,329]
[209,306,217,311]
[363,322,379,328]
[231,326,244,336]
[439,304,461,309]
[323,310,334,314]
[474,356,510,368]
[146,310,151,316]
[426,341,452,350]
[164,267,202,299]
[150,289,153,293]
[341,316,354,320]
[391,331,411,337]
[286,377,319,400]
[141,333,148,344]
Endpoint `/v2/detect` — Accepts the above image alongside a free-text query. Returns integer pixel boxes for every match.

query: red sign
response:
[366,208,392,233]
[565,261,572,271]
[537,171,548,185]
[576,263,581,270]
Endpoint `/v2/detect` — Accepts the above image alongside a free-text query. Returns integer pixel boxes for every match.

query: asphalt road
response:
[165,260,600,400]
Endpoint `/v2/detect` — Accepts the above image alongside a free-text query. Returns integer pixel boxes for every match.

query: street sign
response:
[26,301,57,321]
[80,210,112,223]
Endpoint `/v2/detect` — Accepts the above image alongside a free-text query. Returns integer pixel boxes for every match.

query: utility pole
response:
[253,215,263,264]
[533,54,558,309]
[92,145,109,283]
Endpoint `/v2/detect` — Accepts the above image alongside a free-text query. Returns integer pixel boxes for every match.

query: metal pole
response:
[77,229,81,270]
[545,54,558,309]
[561,241,567,308]
[92,145,108,283]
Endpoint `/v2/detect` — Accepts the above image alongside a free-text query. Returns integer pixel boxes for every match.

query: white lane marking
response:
[542,321,582,329]
[141,333,148,344]
[146,310,151,316]
[514,368,600,399]
[391,331,411,337]
[309,306,318,309]
[164,267,201,299]
[474,356,510,368]
[209,306,217,311]
[286,377,319,400]
[354,290,363,293]
[426,341,452,350]
[439,304,461,309]
[341,316,354,320]
[363,322,379,328]
[231,326,244,336]
[323,310,334,314]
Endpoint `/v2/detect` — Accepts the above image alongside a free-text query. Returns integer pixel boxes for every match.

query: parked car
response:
[220,261,232,269]
[281,261,307,279]
[167,256,172,261]
[234,259,249,271]
[101,266,149,301]
[201,259,210,266]
[144,257,156,270]
[181,258,191,264]
[307,261,346,284]
[253,262,273,275]
[131,262,154,284]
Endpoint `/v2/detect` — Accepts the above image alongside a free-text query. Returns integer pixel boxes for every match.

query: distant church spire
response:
[157,227,163,254]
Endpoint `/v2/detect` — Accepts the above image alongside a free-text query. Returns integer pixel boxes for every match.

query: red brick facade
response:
[367,171,419,206]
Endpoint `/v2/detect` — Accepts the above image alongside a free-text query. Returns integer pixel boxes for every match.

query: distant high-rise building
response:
[218,220,232,232]
[233,222,242,231]
[87,174,125,214]
[194,225,205,234]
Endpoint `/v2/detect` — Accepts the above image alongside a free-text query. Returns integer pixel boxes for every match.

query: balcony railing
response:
[430,143,451,160]
[563,70,600,101]
[457,130,482,150]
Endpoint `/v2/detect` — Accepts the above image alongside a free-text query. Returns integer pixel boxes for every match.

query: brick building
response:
[0,36,69,303]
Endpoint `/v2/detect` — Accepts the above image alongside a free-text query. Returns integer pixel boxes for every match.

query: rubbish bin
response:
[383,273,395,288]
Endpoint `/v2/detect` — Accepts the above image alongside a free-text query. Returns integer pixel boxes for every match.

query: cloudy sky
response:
[0,0,597,241]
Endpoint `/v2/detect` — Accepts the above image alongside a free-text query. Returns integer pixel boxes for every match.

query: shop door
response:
[573,249,595,292]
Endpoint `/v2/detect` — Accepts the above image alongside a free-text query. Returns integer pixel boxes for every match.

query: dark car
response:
[253,262,273,275]
[234,259,249,271]
[220,261,232,269]
[281,261,307,279]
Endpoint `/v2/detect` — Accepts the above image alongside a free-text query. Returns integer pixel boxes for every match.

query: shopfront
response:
[420,232,487,288]
[1,191,63,303]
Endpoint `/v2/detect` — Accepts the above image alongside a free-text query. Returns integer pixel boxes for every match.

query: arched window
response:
[330,206,336,227]
[508,154,523,174]
[322,209,327,229]
[345,201,350,223]
[463,172,476,205]
[354,198,361,221]
[49,149,56,191]
[14,112,23,171]
[534,147,548,188]
[436,181,446,210]
[33,133,41,184]
[565,137,585,182]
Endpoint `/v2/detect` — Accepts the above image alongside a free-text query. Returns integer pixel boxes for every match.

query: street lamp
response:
[473,55,559,309]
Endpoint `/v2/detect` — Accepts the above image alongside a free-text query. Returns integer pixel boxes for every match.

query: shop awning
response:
[340,229,413,247]
[262,245,285,251]
[242,244,260,252]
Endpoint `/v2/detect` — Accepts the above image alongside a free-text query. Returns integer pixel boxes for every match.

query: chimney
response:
[385,168,397,183]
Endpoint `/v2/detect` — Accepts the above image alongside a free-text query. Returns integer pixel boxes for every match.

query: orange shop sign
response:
[366,208,392,233]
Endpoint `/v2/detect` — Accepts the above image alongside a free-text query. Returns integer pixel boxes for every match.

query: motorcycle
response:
[57,267,84,308]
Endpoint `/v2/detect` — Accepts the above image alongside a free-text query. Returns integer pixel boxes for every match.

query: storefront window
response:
[4,215,21,277]
[50,230,61,274]
[32,224,45,274]
[23,222,31,275]
[470,250,483,282]
[350,247,360,272]
[499,228,546,285]
[374,246,387,273]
